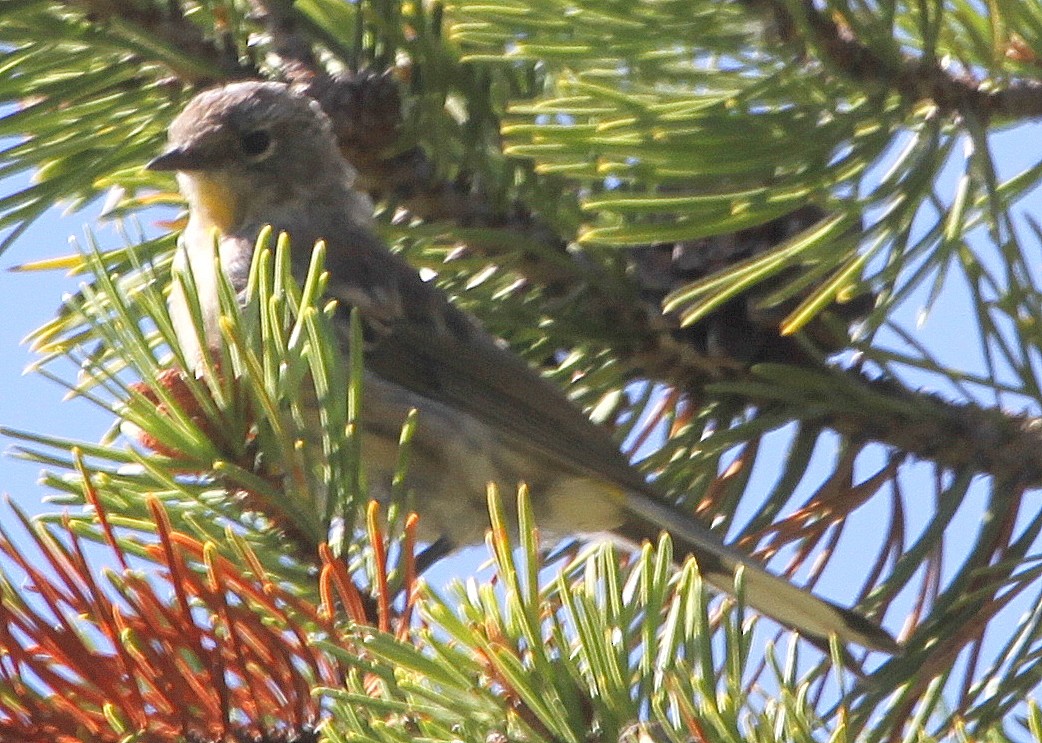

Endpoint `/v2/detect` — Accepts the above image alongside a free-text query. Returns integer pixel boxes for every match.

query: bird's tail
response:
[616,491,900,654]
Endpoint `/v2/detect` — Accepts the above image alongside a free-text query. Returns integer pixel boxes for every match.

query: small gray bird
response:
[148,80,898,654]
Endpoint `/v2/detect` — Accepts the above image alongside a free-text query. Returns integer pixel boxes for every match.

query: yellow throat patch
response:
[189,174,240,233]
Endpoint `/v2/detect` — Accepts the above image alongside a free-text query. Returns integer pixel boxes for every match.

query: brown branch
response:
[628,339,1042,488]
[761,0,1042,122]
[64,0,253,83]
[824,379,1042,488]
[245,0,323,84]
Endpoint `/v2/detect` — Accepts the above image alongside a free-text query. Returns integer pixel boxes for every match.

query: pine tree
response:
[3,0,1042,740]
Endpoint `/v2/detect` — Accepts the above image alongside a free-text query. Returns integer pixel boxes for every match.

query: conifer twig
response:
[68,0,253,82]
[754,0,1042,122]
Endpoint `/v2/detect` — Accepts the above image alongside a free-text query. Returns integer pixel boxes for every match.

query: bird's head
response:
[148,81,351,232]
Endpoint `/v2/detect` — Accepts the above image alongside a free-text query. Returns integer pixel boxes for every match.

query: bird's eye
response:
[239,130,272,158]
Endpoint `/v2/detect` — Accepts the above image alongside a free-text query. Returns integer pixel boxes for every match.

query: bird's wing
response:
[315,221,646,493]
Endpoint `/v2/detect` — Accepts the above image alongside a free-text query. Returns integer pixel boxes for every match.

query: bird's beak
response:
[146,146,212,172]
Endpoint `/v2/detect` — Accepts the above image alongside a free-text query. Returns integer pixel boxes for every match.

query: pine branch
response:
[245,0,324,79]
[755,0,1042,122]
[61,0,255,82]
[712,368,1042,488]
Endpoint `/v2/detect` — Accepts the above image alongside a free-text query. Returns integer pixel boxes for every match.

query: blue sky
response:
[0,186,113,510]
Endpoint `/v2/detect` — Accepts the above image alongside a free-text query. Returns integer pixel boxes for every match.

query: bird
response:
[147,80,899,654]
